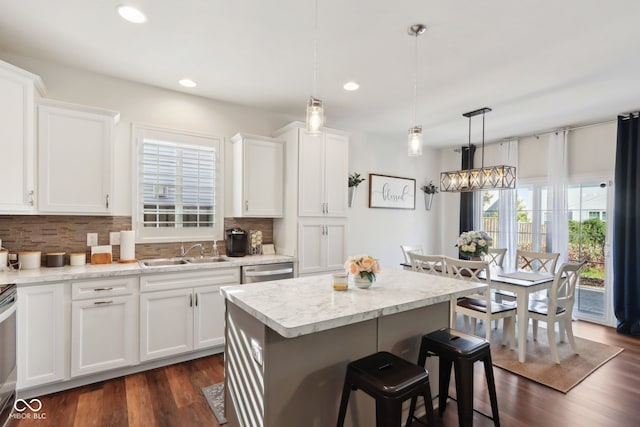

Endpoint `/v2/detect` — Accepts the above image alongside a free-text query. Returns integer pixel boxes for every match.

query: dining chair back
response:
[516,250,560,273]
[528,261,586,364]
[409,253,445,276]
[443,256,516,347]
[484,248,507,267]
[400,245,423,264]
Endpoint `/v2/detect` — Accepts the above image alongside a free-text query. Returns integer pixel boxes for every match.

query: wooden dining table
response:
[484,267,556,363]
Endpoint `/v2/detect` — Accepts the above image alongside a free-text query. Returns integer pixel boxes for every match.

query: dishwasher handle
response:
[243,267,294,277]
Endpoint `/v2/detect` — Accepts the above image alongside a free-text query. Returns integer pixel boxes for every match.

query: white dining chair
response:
[483,248,507,267]
[496,250,561,304]
[528,261,586,364]
[444,256,516,348]
[400,245,423,264]
[409,253,445,275]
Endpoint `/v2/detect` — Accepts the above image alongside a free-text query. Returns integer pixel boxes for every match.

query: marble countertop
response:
[0,254,294,285]
[221,268,486,338]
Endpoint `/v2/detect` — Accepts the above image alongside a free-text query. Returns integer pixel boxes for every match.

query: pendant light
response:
[306,0,324,135]
[407,24,426,156]
[440,107,517,192]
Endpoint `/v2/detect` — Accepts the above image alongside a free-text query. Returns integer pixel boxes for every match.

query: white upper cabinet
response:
[37,99,119,214]
[299,129,348,217]
[228,133,284,217]
[0,60,45,213]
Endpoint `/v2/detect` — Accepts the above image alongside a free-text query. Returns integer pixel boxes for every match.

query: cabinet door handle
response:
[28,190,35,206]
[325,225,329,236]
[94,287,113,292]
[325,202,329,214]
[195,293,199,306]
[106,194,110,208]
[245,200,249,211]
[94,300,113,305]
[189,294,193,307]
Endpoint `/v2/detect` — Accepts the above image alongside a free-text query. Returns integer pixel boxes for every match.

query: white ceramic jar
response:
[19,251,42,270]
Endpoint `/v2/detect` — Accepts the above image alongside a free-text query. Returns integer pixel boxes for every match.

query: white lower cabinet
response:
[17,283,69,390]
[139,268,239,361]
[70,277,138,377]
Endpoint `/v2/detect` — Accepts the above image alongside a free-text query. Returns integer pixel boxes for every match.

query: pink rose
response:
[361,257,374,271]
[372,261,381,274]
[349,263,360,275]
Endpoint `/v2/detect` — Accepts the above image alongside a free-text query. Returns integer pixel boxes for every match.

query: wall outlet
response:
[109,232,121,245]
[87,233,98,246]
[250,338,263,366]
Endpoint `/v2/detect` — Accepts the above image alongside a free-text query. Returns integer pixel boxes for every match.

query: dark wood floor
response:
[9,320,640,427]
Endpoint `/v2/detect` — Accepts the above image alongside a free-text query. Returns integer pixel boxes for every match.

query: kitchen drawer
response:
[140,267,240,292]
[72,276,137,300]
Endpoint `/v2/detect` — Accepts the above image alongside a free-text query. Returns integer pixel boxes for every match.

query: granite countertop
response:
[0,254,294,285]
[220,268,486,338]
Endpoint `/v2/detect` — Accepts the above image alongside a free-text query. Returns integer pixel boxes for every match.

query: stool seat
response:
[337,351,434,427]
[423,327,490,359]
[408,328,500,427]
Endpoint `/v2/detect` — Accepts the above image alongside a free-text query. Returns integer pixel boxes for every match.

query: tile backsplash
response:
[0,215,273,263]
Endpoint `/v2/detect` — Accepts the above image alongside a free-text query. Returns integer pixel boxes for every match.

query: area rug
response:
[489,331,623,393]
[202,383,228,425]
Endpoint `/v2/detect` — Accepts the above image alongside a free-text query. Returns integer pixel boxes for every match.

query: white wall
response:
[346,131,441,269]
[436,123,617,256]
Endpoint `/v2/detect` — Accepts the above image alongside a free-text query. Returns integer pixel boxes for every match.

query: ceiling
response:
[1,0,639,148]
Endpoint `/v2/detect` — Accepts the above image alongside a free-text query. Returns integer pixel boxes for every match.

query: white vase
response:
[348,186,357,208]
[350,274,373,289]
[424,192,434,210]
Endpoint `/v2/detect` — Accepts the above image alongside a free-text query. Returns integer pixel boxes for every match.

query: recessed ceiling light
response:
[179,79,197,88]
[343,81,360,91]
[117,5,147,24]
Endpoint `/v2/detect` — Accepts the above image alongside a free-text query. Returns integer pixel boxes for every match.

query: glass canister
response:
[332,272,348,291]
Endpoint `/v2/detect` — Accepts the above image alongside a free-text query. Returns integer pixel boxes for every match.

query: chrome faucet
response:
[180,243,204,258]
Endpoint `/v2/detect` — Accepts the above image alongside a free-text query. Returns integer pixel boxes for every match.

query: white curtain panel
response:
[498,139,518,270]
[547,131,569,263]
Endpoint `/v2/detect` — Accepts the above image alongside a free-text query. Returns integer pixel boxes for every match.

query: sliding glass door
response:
[480,180,613,325]
[568,183,611,324]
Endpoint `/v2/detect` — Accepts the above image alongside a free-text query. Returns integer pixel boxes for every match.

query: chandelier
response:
[440,107,516,192]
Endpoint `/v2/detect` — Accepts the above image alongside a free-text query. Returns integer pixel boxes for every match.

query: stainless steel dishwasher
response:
[241,262,294,284]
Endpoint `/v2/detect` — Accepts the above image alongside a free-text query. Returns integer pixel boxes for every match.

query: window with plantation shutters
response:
[133,125,222,242]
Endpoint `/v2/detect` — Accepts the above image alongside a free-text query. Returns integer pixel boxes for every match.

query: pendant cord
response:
[313,0,319,98]
[468,115,472,168]
[413,31,418,126]
[481,110,486,168]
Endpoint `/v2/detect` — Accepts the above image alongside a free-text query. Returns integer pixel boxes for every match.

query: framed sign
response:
[368,173,416,209]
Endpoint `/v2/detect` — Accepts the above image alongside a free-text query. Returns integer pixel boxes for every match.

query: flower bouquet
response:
[344,254,380,283]
[456,230,492,258]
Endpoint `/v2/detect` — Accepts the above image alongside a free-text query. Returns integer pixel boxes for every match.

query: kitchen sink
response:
[139,258,190,267]
[184,256,228,264]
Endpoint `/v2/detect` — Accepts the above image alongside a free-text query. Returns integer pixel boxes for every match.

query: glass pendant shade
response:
[408,126,423,156]
[306,97,324,135]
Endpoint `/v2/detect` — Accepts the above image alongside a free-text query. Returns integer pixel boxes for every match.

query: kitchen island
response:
[220,268,486,427]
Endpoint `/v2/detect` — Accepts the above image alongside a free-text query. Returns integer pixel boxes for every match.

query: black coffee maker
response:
[225,228,248,257]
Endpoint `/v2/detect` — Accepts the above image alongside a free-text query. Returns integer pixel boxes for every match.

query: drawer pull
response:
[94,287,114,292]
[94,300,113,305]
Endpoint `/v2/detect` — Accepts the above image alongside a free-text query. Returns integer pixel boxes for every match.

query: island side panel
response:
[225,301,266,427]
[264,319,378,427]
[377,302,449,417]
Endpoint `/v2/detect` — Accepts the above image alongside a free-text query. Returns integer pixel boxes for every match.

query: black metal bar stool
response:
[336,351,435,427]
[407,328,500,427]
